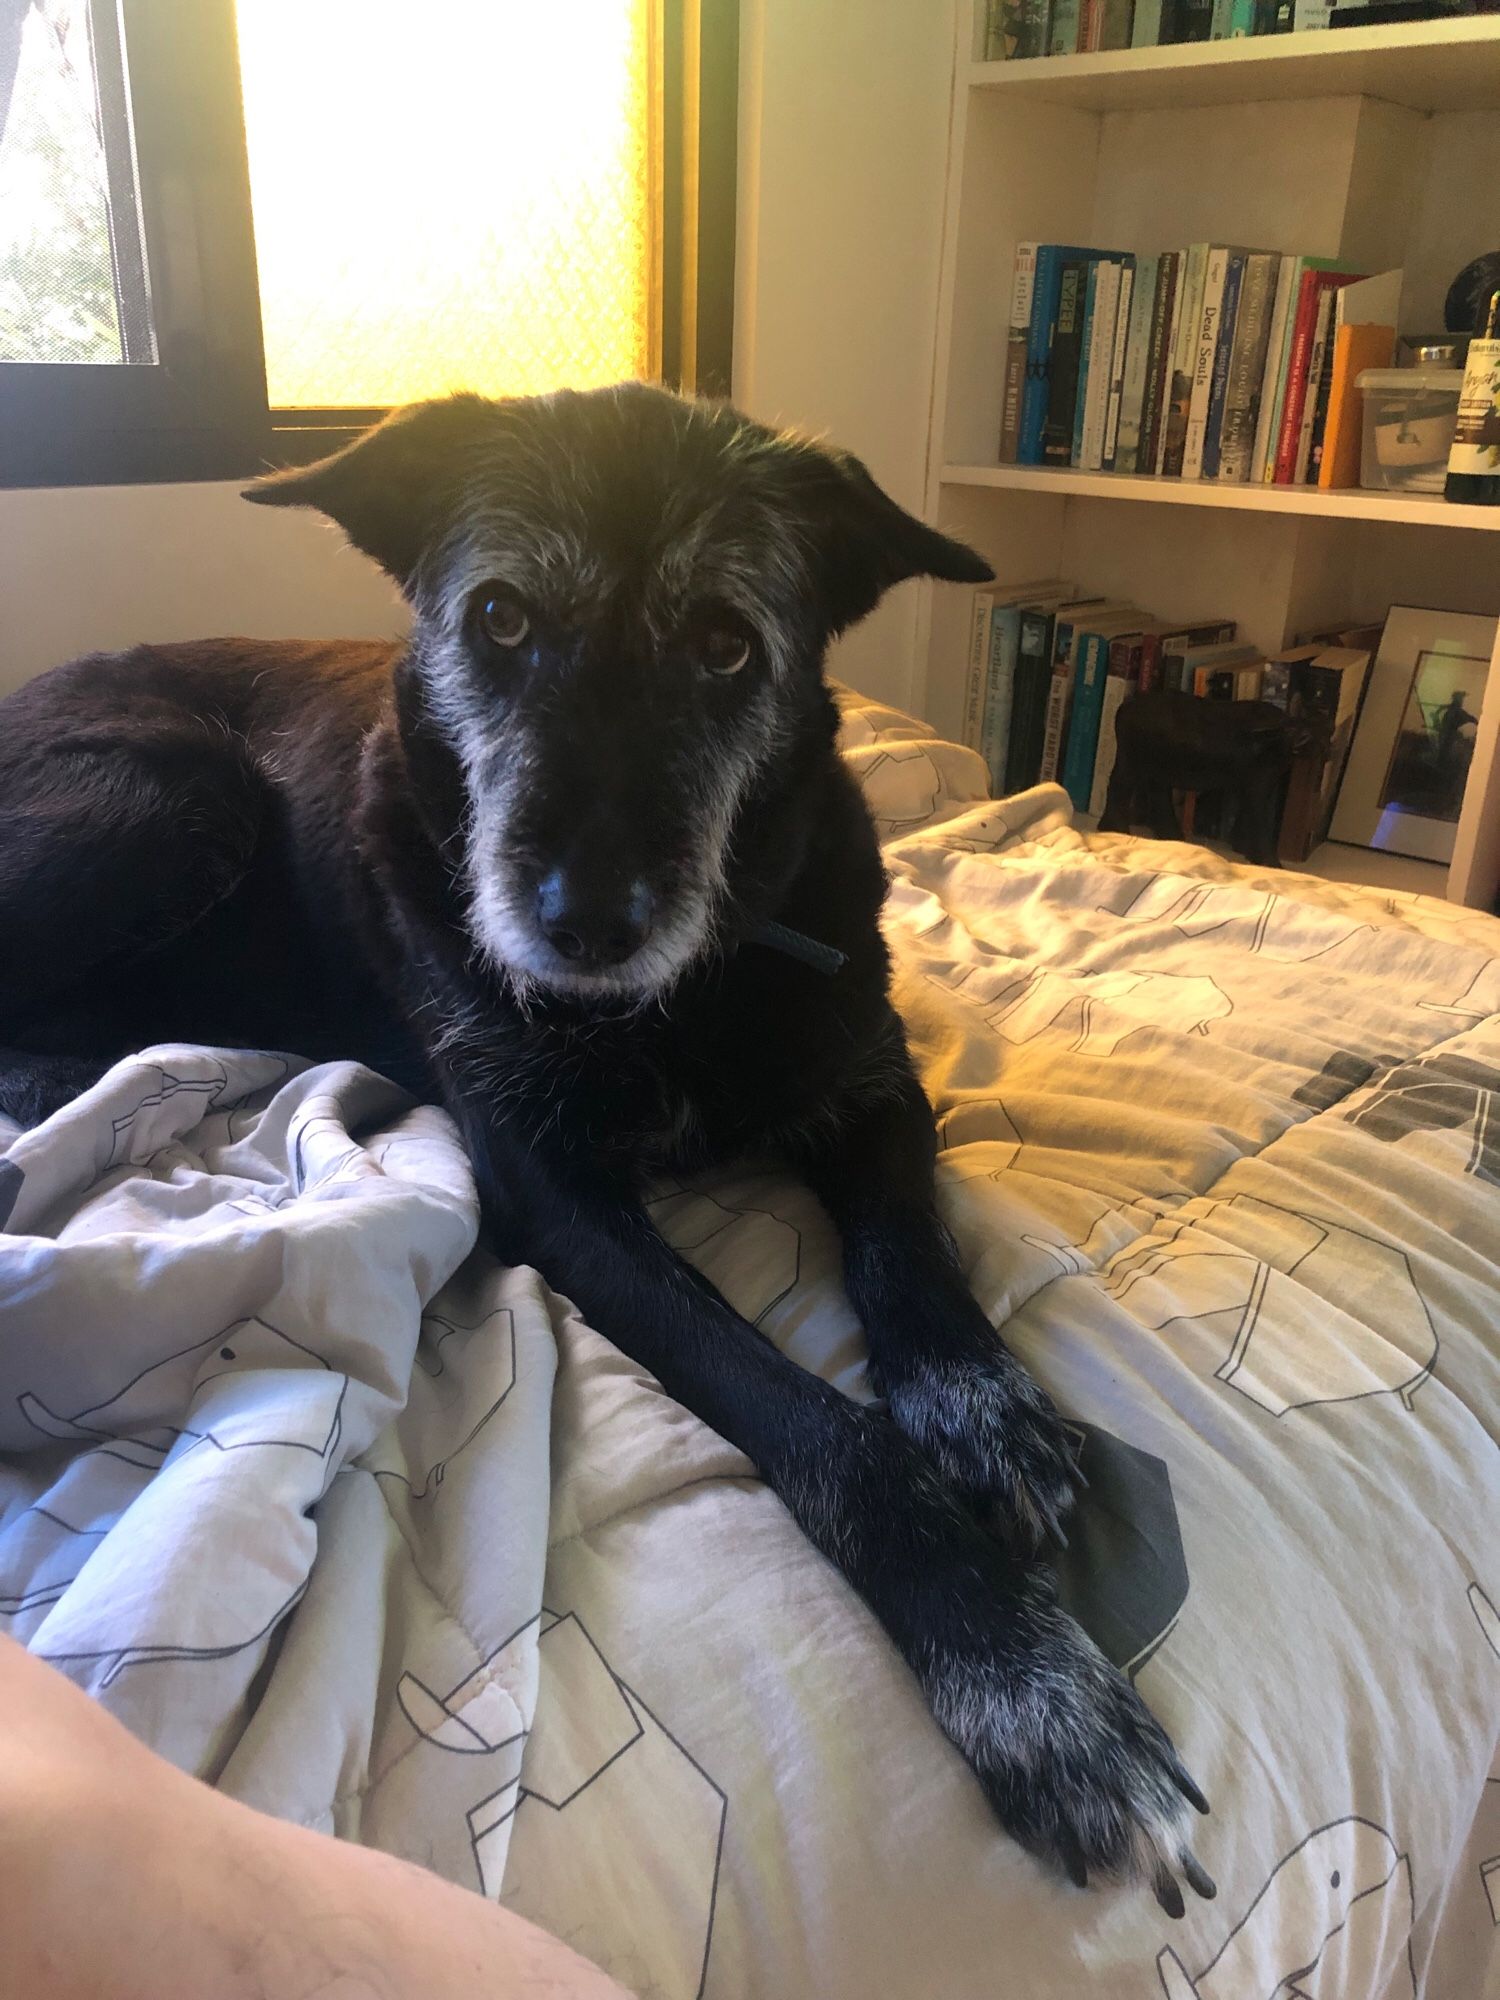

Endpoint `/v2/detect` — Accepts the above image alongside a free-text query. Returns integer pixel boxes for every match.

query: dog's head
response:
[246,385,990,1003]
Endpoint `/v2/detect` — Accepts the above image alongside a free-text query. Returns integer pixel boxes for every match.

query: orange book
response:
[1317,322,1396,490]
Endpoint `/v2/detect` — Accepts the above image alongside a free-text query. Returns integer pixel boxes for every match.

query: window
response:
[0,0,267,484]
[0,0,736,487]
[0,0,150,366]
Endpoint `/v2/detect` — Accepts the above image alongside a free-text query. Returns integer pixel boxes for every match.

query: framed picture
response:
[1329,605,1498,863]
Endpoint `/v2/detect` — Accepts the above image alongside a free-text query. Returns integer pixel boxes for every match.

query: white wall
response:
[734,0,959,712]
[0,480,406,698]
[2,2,956,711]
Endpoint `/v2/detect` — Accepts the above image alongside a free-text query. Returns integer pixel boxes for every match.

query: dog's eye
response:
[477,590,530,650]
[703,629,750,678]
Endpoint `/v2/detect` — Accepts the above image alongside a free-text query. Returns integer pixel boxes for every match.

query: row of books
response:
[983,0,1329,60]
[961,578,1375,857]
[999,242,1400,488]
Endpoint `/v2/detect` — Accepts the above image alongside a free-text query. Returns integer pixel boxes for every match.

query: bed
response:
[1,685,1496,2000]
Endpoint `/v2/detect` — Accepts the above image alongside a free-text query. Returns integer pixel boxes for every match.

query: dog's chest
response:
[502,964,864,1171]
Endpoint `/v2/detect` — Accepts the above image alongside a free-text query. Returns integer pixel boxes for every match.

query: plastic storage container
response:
[1358,367,1464,494]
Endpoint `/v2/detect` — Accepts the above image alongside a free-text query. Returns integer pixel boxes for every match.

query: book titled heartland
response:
[1000,239,1398,489]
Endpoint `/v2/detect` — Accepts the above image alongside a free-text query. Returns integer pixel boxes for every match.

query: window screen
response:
[234,0,655,410]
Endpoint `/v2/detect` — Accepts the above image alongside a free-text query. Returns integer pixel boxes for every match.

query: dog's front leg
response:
[797,1030,1079,1553]
[454,1108,1209,1904]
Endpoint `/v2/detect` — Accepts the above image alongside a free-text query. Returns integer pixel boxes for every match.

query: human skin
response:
[0,1636,633,2000]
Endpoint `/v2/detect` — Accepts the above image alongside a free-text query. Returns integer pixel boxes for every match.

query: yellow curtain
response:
[234,0,653,409]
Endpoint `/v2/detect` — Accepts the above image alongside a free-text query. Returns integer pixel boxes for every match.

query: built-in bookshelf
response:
[916,0,1500,908]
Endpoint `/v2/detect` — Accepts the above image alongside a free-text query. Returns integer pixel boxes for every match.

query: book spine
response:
[1141,252,1180,475]
[1255,254,1300,483]
[1228,0,1255,29]
[1130,0,1164,41]
[979,604,1020,790]
[1099,0,1135,47]
[1039,623,1077,784]
[1160,621,1235,692]
[1113,254,1158,474]
[1081,260,1122,471]
[1038,667,1071,787]
[962,592,995,749]
[1201,251,1246,480]
[1303,296,1342,484]
[1089,640,1136,818]
[1317,322,1393,490]
[1043,257,1090,466]
[1293,287,1335,484]
[1062,631,1110,811]
[1048,0,1083,52]
[1018,246,1062,466]
[1021,0,1053,56]
[999,243,1038,463]
[1167,0,1213,40]
[986,0,1048,58]
[1102,260,1135,471]
[1274,272,1345,484]
[1162,244,1207,478]
[1209,0,1234,34]
[1217,252,1277,483]
[1072,260,1103,466]
[1183,245,1229,481]
[1008,608,1056,791]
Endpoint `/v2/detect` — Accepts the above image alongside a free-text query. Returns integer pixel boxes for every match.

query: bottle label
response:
[1447,337,1500,477]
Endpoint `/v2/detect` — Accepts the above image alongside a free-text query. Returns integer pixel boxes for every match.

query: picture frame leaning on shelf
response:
[1330,605,1500,862]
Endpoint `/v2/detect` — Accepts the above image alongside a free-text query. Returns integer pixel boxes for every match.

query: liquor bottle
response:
[1444,288,1500,506]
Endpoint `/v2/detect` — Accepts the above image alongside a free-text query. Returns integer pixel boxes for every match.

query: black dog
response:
[0,385,1210,1908]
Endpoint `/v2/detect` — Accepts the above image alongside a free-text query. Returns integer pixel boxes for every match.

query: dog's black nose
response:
[536,870,655,968]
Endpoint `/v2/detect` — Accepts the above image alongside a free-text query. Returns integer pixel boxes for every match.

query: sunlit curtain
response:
[234,0,654,409]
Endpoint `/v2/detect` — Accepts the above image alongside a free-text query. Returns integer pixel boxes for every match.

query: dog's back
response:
[0,636,425,1087]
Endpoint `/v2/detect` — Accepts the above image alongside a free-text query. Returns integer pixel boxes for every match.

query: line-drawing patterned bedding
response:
[0,686,1495,1999]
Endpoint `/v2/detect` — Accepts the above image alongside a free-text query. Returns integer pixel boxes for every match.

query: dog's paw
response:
[888,1351,1078,1552]
[921,1591,1214,1912]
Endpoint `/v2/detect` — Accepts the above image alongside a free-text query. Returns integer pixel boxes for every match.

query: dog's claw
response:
[1181,1851,1217,1901]
[1152,1862,1186,1920]
[1168,1758,1211,1817]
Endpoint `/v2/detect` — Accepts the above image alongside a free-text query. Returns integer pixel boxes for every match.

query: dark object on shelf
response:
[1445,287,1500,504]
[1399,333,1470,368]
[1098,691,1304,866]
[1161,0,1214,38]
[1446,253,1500,336]
[1328,0,1473,21]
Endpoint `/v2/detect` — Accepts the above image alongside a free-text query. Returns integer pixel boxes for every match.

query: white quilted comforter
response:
[1,686,1496,2000]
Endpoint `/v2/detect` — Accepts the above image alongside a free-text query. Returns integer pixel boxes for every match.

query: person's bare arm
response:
[0,1636,632,2000]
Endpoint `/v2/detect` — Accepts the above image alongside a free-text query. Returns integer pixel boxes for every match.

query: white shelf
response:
[969,16,1500,113]
[942,462,1500,531]
[1298,841,1449,897]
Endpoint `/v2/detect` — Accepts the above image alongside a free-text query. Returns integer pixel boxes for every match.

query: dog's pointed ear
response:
[242,396,490,586]
[806,448,994,634]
